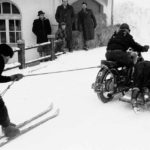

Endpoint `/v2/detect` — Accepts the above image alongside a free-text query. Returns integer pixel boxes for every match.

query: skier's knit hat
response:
[0,44,14,57]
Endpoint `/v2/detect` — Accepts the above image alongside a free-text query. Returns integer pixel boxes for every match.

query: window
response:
[0,1,21,45]
[3,2,11,14]
[0,20,6,43]
[12,4,20,14]
[9,20,21,43]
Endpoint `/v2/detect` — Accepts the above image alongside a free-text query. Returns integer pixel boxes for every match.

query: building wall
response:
[4,0,112,64]
[95,0,113,25]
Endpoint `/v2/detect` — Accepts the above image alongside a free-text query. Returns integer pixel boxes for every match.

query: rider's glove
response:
[142,45,149,52]
[10,74,24,81]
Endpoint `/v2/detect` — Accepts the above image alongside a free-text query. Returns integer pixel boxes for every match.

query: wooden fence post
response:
[47,35,56,60]
[17,40,26,69]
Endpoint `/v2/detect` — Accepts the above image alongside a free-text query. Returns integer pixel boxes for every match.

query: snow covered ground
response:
[1,47,150,150]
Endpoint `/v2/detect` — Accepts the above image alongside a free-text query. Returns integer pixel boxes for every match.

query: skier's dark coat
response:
[0,55,11,82]
[0,55,11,127]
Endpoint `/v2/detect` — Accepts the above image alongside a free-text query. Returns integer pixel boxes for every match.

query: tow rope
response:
[24,66,100,77]
[0,65,100,96]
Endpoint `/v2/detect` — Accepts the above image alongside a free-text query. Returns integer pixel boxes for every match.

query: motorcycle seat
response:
[101,60,123,68]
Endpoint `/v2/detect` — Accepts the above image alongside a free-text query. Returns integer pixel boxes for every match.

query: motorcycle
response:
[92,50,150,108]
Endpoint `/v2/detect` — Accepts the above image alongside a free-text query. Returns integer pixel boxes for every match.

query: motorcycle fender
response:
[96,65,109,77]
[92,67,105,91]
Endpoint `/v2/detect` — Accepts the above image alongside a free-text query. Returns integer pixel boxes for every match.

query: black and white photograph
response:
[0,0,150,149]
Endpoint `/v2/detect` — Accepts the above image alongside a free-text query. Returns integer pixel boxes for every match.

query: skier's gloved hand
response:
[10,74,24,81]
[142,45,149,52]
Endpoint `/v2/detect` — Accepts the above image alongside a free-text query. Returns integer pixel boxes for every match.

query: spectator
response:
[55,0,75,52]
[55,22,67,54]
[78,2,97,50]
[32,10,52,57]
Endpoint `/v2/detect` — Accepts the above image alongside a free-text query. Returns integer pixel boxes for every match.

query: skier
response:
[0,44,24,138]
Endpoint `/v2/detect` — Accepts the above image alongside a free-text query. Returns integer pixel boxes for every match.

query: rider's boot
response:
[131,87,140,112]
[3,125,20,138]
[143,87,150,102]
[2,117,19,138]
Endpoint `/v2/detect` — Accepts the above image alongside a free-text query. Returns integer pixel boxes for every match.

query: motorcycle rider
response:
[105,23,149,110]
[106,23,148,67]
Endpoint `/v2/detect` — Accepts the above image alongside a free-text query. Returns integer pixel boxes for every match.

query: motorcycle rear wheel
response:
[96,69,116,103]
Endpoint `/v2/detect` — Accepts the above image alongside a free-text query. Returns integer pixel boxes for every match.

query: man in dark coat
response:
[32,10,52,57]
[55,0,75,52]
[78,2,97,50]
[0,44,23,138]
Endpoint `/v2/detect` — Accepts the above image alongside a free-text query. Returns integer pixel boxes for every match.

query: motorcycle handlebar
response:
[143,45,149,52]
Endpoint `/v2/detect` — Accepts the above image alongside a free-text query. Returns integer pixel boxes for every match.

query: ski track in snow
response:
[1,47,150,150]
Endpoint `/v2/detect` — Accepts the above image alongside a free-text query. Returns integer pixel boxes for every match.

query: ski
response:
[17,103,53,128]
[0,103,53,139]
[0,109,59,147]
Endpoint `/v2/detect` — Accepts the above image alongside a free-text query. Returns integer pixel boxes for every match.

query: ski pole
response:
[24,66,100,77]
[0,80,16,97]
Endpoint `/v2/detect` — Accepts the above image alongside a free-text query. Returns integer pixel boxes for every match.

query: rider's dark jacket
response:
[107,30,144,52]
[0,55,12,128]
[106,30,146,67]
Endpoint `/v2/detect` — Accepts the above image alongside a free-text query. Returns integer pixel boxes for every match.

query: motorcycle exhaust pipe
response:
[107,91,114,98]
[119,96,131,103]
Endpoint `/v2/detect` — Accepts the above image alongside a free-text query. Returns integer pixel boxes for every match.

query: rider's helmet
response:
[120,23,130,32]
[60,22,66,26]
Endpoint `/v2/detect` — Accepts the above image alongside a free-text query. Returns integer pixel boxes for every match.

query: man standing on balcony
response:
[32,10,52,57]
[55,0,75,52]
